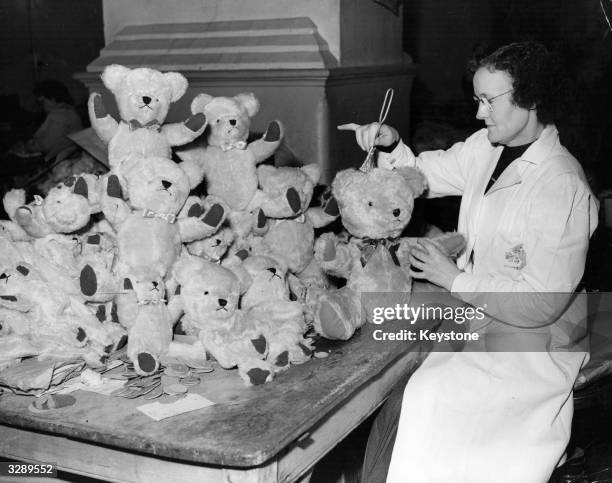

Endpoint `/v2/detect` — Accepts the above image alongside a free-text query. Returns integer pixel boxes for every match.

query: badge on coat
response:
[504,243,526,270]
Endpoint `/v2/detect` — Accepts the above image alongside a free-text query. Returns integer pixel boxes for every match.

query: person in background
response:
[17,79,83,161]
[1,80,83,198]
[340,41,598,482]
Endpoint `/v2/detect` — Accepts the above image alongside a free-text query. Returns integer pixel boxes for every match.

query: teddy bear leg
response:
[184,112,206,132]
[238,359,274,386]
[135,352,159,375]
[314,288,363,340]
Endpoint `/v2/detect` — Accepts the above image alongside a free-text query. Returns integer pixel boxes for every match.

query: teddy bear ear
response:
[234,93,260,117]
[300,163,321,184]
[163,72,188,103]
[395,167,427,197]
[190,93,215,114]
[331,168,359,200]
[101,64,131,92]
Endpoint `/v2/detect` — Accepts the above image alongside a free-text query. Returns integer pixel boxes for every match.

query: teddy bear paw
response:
[263,121,281,142]
[79,264,98,297]
[185,112,206,132]
[201,203,224,228]
[135,352,159,375]
[322,193,339,217]
[92,93,108,119]
[251,208,269,235]
[106,175,124,199]
[273,350,290,369]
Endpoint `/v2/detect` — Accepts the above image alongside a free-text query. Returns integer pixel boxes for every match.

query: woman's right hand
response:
[337,122,399,152]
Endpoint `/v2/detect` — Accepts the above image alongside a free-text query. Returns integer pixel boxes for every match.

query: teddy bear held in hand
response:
[312,167,466,341]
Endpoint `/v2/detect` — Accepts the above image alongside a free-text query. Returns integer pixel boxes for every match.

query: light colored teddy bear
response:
[88,64,206,177]
[240,255,313,369]
[113,266,175,375]
[166,255,275,386]
[229,163,339,324]
[98,155,226,279]
[0,240,126,368]
[3,174,101,238]
[177,93,283,206]
[312,167,466,340]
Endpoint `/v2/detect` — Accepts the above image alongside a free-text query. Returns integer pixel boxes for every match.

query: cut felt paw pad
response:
[201,204,224,227]
[80,265,98,296]
[247,368,271,385]
[187,203,204,218]
[263,121,281,142]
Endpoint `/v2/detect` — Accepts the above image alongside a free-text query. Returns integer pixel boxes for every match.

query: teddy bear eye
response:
[368,201,373,207]
[204,291,209,295]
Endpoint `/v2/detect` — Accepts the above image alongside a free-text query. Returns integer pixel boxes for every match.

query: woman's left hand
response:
[408,239,461,291]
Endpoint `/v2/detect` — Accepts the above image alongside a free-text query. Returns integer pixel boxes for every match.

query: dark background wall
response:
[0,0,104,147]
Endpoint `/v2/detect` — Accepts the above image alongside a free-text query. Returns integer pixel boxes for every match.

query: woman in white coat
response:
[340,42,599,483]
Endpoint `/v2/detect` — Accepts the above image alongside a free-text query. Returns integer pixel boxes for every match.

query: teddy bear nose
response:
[218,298,227,307]
[142,96,152,105]
[161,180,172,189]
[229,119,236,126]
[393,208,401,217]
[267,267,277,275]
[152,281,158,288]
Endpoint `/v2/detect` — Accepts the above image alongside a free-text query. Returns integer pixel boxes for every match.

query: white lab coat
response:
[377,125,599,483]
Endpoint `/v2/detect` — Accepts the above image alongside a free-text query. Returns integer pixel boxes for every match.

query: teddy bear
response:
[110,266,176,375]
[229,163,339,323]
[0,241,126,367]
[88,64,206,177]
[311,167,466,340]
[240,255,313,369]
[3,174,101,238]
[166,255,274,386]
[176,92,284,237]
[98,155,226,279]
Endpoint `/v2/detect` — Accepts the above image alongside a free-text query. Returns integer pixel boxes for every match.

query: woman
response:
[25,80,83,161]
[340,42,599,482]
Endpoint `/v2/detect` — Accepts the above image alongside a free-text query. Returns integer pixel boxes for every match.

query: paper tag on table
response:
[137,394,216,421]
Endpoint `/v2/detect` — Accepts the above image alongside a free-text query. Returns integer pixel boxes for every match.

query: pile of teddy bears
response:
[0,64,464,386]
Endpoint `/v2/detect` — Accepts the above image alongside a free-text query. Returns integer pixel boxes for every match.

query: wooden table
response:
[0,293,444,483]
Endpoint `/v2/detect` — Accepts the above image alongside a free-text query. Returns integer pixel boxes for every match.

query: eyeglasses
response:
[473,88,513,112]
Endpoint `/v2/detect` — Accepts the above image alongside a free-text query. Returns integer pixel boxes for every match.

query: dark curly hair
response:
[33,79,73,105]
[469,41,566,125]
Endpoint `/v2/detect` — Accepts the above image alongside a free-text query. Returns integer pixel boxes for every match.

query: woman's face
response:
[472,67,539,146]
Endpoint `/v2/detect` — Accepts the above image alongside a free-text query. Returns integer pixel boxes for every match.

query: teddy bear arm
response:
[394,238,421,268]
[248,121,284,164]
[314,233,357,279]
[177,210,225,243]
[429,232,466,258]
[88,93,118,144]
[161,117,206,147]
[177,156,206,190]
[305,206,339,230]
[166,296,184,325]
[14,205,53,238]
